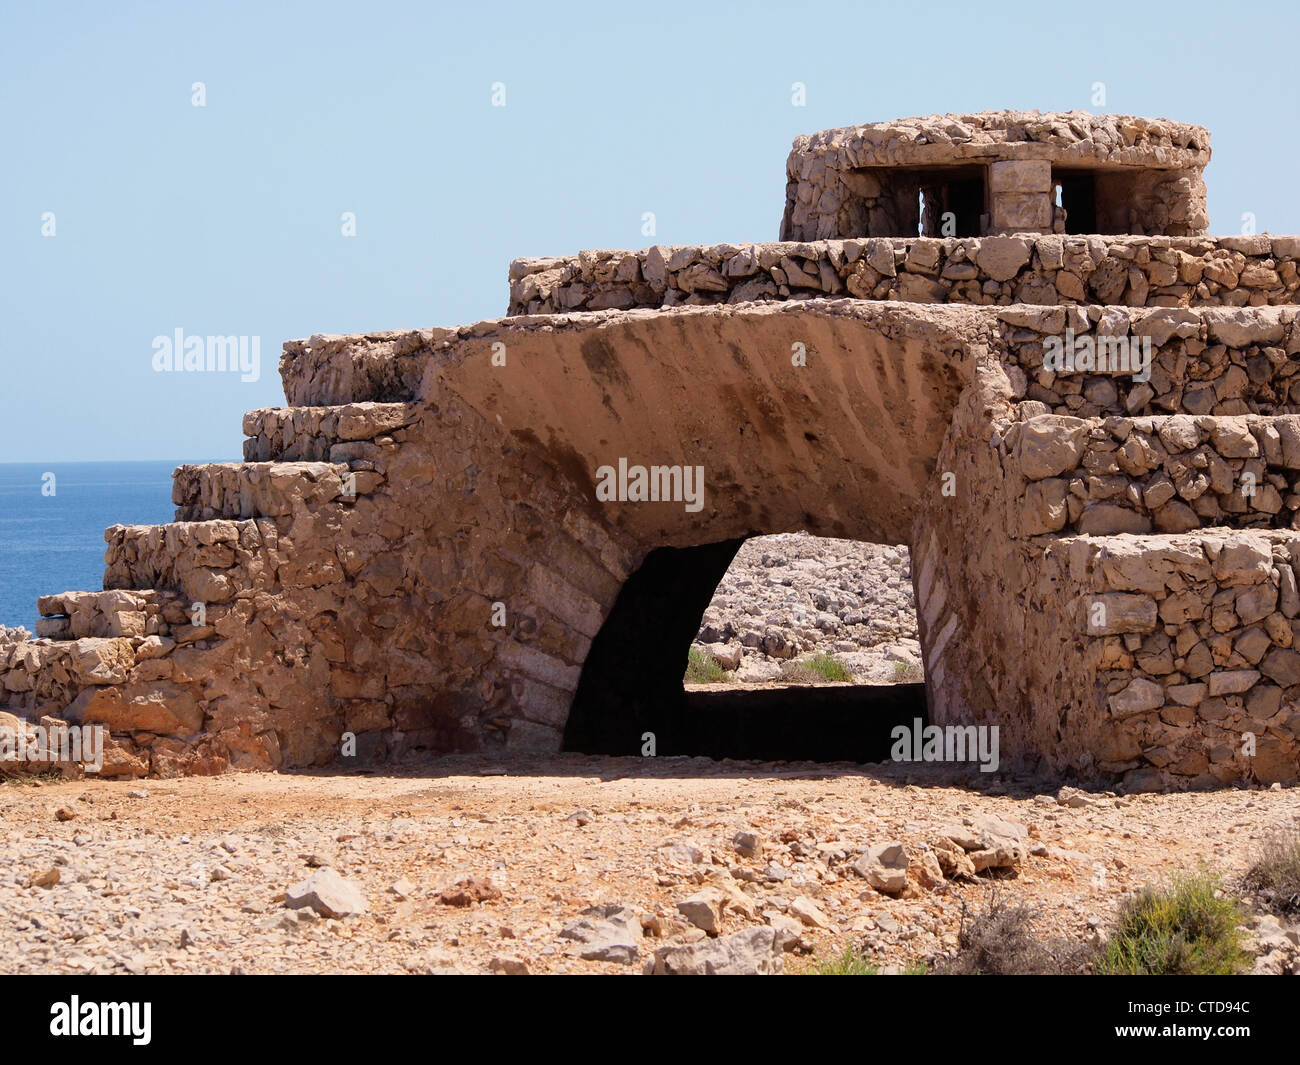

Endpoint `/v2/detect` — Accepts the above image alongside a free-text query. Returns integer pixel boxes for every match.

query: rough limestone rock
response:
[676,889,726,934]
[853,842,911,895]
[559,907,643,965]
[284,868,368,919]
[650,926,786,975]
[692,533,920,682]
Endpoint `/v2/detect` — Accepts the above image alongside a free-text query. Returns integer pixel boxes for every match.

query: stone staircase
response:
[0,368,435,775]
[1,109,1297,788]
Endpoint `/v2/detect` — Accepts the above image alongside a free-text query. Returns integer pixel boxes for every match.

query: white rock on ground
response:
[284,868,368,919]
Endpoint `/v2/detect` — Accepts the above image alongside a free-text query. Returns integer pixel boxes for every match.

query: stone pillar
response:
[988,160,1053,235]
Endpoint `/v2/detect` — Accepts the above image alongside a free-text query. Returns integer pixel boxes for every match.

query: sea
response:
[0,461,201,631]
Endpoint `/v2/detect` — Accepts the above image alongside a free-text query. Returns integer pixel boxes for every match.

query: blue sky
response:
[2,0,1298,462]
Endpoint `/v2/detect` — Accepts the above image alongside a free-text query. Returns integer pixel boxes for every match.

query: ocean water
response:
[0,462,195,630]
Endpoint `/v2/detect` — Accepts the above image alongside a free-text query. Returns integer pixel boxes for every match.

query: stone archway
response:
[13,290,1297,788]
[417,299,978,758]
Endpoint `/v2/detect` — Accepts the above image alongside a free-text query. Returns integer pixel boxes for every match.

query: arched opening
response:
[563,538,744,756]
[562,534,927,762]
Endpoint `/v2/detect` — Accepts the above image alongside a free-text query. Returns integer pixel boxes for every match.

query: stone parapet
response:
[508,235,1300,316]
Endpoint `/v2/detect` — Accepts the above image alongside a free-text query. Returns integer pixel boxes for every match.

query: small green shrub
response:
[684,646,728,684]
[1096,870,1249,975]
[808,946,880,975]
[891,660,924,684]
[806,945,926,975]
[780,652,853,684]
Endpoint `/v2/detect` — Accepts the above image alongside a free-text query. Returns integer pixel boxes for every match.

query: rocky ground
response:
[694,533,922,684]
[3,754,1297,975]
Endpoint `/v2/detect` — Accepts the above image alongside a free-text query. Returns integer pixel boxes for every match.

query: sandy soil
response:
[2,753,1297,974]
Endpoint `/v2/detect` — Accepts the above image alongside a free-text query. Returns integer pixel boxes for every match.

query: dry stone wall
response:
[241,402,419,462]
[912,309,1300,788]
[1005,414,1300,537]
[992,304,1300,417]
[1057,530,1300,787]
[509,236,1300,317]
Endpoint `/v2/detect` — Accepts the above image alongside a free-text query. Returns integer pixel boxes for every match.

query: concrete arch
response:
[429,300,982,551]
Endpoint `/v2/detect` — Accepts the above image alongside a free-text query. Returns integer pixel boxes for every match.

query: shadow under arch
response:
[563,537,927,762]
